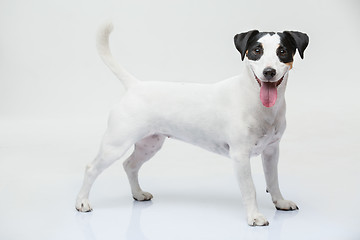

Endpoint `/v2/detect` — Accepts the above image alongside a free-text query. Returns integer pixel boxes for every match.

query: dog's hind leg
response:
[75,123,147,212]
[123,134,165,201]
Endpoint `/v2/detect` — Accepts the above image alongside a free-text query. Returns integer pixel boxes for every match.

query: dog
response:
[75,22,309,226]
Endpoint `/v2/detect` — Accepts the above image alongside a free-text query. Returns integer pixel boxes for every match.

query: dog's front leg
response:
[262,142,299,211]
[232,152,269,226]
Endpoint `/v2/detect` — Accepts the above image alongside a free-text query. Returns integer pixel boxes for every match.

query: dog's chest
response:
[251,129,279,156]
[249,120,284,156]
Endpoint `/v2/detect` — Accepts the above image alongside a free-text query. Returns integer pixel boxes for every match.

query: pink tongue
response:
[260,82,277,108]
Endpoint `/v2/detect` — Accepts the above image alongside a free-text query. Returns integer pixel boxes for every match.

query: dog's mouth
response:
[254,74,284,108]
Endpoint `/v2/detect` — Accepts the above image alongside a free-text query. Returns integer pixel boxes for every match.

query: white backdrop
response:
[1,0,359,119]
[1,0,360,239]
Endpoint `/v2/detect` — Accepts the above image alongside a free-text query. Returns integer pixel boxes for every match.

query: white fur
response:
[75,23,298,226]
[249,34,290,83]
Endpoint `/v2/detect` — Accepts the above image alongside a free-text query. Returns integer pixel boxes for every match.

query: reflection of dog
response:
[75,22,309,226]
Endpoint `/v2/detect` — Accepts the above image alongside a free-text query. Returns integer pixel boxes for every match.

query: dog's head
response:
[234,30,309,107]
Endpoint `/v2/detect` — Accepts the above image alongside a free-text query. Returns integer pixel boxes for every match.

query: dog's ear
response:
[283,31,309,59]
[234,30,259,61]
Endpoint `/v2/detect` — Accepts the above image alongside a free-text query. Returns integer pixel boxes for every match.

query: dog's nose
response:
[263,68,276,80]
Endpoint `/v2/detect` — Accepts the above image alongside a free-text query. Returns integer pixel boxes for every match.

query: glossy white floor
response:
[0,115,359,240]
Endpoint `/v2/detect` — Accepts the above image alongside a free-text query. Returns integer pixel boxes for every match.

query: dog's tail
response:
[96,21,139,89]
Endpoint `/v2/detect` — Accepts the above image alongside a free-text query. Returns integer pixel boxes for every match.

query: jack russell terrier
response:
[76,22,309,226]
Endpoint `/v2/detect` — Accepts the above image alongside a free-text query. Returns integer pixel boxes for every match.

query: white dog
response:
[75,22,309,226]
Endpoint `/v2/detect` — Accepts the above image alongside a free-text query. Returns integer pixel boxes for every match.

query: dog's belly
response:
[154,115,231,157]
[160,124,281,158]
[163,130,231,157]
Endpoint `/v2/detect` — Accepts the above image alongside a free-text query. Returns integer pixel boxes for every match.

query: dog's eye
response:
[253,48,262,55]
[279,49,287,56]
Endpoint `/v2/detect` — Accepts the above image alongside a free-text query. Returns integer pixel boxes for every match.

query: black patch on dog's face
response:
[234,31,275,61]
[246,32,272,61]
[246,42,263,61]
[277,31,309,62]
[276,33,296,63]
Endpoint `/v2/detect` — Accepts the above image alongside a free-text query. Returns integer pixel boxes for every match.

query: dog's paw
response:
[247,213,269,226]
[133,191,153,201]
[275,199,299,211]
[75,198,93,212]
